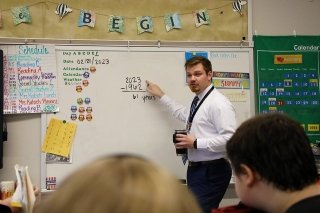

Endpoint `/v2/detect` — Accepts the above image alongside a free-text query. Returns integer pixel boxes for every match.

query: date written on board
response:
[76,58,109,65]
[121,76,155,102]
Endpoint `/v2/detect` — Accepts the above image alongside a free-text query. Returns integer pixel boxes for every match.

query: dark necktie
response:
[188,96,199,123]
[183,96,199,164]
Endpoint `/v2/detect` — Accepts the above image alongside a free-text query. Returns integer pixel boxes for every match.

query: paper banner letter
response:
[11,6,31,25]
[108,15,124,33]
[164,13,182,32]
[55,3,72,19]
[232,0,247,16]
[193,9,210,27]
[136,16,153,34]
[78,10,96,27]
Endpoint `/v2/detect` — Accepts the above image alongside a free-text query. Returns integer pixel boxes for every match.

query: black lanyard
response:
[188,86,214,124]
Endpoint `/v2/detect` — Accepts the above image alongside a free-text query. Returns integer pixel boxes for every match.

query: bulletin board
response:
[254,35,320,144]
[40,45,254,188]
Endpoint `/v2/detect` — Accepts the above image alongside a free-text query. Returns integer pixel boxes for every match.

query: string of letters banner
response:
[0,1,247,34]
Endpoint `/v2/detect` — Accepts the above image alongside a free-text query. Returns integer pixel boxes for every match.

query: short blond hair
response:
[35,154,201,213]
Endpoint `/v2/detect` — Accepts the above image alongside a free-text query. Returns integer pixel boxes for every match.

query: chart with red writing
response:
[1,45,59,114]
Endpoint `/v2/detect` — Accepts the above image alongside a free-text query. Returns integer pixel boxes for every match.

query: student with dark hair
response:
[224,113,320,213]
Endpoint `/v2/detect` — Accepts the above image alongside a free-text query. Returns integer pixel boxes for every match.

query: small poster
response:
[2,44,59,114]
[254,35,320,143]
[42,118,77,157]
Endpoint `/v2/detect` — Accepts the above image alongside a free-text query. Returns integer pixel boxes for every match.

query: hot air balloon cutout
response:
[55,3,72,19]
[232,0,247,16]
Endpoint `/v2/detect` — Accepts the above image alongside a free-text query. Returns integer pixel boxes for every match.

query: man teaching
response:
[146,56,236,213]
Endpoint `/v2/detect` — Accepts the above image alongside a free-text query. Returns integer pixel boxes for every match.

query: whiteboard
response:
[41,46,253,188]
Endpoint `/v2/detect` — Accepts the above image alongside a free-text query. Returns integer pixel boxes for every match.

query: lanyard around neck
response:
[188,86,214,123]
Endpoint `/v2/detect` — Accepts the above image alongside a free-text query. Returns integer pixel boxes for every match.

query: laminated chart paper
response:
[42,118,77,157]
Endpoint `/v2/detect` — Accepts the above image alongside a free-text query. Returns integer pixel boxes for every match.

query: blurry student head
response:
[35,154,201,213]
[226,113,319,213]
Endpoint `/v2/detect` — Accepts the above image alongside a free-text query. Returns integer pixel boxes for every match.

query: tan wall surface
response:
[0,0,248,41]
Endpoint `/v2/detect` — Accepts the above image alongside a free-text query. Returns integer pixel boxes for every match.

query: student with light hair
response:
[34,154,202,213]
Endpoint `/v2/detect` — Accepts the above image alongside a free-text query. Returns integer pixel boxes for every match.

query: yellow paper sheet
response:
[42,118,77,157]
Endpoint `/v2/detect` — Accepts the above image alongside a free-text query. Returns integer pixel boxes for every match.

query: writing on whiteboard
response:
[120,76,156,102]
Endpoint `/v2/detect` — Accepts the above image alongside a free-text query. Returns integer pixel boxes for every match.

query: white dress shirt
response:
[159,85,236,161]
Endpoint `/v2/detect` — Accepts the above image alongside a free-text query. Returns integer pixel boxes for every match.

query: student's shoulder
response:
[286,195,320,213]
[0,203,12,213]
[212,203,265,213]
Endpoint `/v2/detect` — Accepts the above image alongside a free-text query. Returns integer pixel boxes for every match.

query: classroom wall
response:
[1,0,320,193]
[252,0,320,36]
